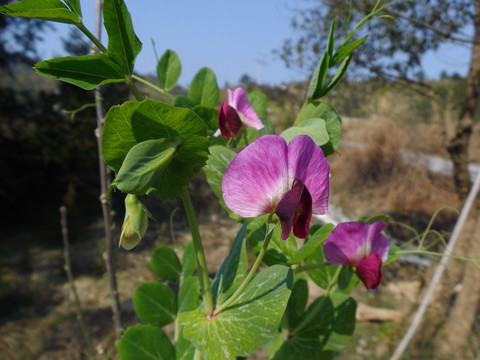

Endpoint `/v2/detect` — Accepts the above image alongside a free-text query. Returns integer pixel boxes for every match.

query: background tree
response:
[278,0,480,357]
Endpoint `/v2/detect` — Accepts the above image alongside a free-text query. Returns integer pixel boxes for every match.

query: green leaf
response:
[64,0,81,16]
[130,100,209,200]
[157,49,181,91]
[113,138,181,195]
[211,223,248,304]
[319,55,353,98]
[385,245,401,265]
[175,328,195,360]
[288,223,334,265]
[338,265,354,290]
[267,293,356,360]
[327,18,337,57]
[188,67,219,107]
[181,241,197,277]
[306,52,330,101]
[192,105,218,132]
[151,246,182,281]
[179,265,294,359]
[0,0,80,24]
[103,0,142,75]
[332,36,368,65]
[296,102,342,155]
[133,282,177,328]
[280,118,330,147]
[101,101,140,172]
[117,324,175,360]
[35,53,124,90]
[305,242,338,290]
[247,215,297,266]
[178,276,201,314]
[203,145,241,220]
[284,275,309,328]
[248,91,267,119]
[173,95,195,108]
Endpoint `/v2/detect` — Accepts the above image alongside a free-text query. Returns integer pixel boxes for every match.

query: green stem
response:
[77,22,107,53]
[398,249,480,267]
[131,74,175,102]
[193,349,202,360]
[125,76,144,101]
[181,187,214,314]
[214,219,276,315]
[294,261,329,275]
[292,265,342,336]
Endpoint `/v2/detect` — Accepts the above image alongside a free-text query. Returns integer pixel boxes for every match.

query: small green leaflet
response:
[179,265,293,360]
[188,67,219,107]
[151,246,182,281]
[117,324,175,360]
[280,118,330,147]
[0,0,81,24]
[133,282,177,328]
[288,223,334,264]
[157,49,182,91]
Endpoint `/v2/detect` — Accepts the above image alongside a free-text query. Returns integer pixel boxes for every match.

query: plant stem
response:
[180,187,214,314]
[77,22,107,53]
[292,265,342,336]
[294,261,329,275]
[214,219,276,315]
[125,76,145,101]
[131,74,174,102]
[60,206,96,359]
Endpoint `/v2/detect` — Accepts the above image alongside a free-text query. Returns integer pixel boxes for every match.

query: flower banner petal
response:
[228,88,264,130]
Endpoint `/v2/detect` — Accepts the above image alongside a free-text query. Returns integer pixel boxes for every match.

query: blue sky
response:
[41,0,471,88]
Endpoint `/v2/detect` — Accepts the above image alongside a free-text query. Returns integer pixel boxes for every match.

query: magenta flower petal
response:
[367,221,389,263]
[275,178,312,240]
[216,102,242,140]
[356,253,382,289]
[287,135,330,215]
[227,88,264,130]
[222,135,289,217]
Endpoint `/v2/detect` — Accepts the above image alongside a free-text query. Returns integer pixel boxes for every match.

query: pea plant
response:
[1,0,452,359]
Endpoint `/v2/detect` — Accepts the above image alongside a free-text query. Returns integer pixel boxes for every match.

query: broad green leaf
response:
[35,53,124,90]
[113,138,181,195]
[319,55,353,98]
[102,101,141,172]
[103,0,142,75]
[64,0,81,16]
[305,241,338,290]
[280,118,330,147]
[173,95,195,108]
[181,242,197,277]
[151,246,182,281]
[133,282,177,328]
[157,49,181,91]
[248,91,267,119]
[0,0,80,24]
[188,67,219,107]
[306,52,330,101]
[285,275,309,328]
[178,276,201,313]
[248,215,297,266]
[332,36,368,65]
[130,100,209,200]
[288,223,334,265]
[192,105,218,132]
[176,328,195,360]
[296,101,342,155]
[267,293,356,360]
[211,223,248,304]
[117,324,175,360]
[179,265,294,360]
[203,145,241,220]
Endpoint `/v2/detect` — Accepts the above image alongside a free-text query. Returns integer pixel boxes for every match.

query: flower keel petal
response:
[356,253,382,289]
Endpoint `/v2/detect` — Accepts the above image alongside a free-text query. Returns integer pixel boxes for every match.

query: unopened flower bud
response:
[119,194,149,250]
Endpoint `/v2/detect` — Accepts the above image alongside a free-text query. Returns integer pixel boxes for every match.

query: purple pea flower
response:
[323,222,389,290]
[222,135,330,240]
[214,88,264,140]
